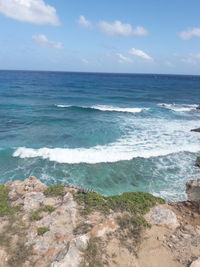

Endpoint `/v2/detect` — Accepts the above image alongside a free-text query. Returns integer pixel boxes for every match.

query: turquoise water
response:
[0,71,200,200]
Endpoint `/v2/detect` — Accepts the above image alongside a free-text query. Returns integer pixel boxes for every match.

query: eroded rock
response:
[186,179,200,201]
[195,157,200,168]
[24,192,45,211]
[146,206,179,228]
[190,258,200,267]
[6,176,47,201]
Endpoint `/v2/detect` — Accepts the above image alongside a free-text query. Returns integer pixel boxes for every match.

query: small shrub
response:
[30,205,55,221]
[30,211,42,221]
[44,184,65,196]
[37,227,49,236]
[74,191,165,215]
[41,205,55,213]
[0,185,20,217]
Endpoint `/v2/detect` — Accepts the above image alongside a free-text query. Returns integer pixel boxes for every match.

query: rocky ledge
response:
[0,176,200,267]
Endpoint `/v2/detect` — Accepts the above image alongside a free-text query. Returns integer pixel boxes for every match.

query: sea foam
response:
[55,104,147,113]
[13,118,200,164]
[157,103,197,112]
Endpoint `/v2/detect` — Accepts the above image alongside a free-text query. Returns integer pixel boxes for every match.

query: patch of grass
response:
[44,184,65,197]
[30,210,43,221]
[0,185,20,217]
[80,238,103,267]
[73,223,93,235]
[116,214,151,253]
[37,227,49,236]
[0,214,33,267]
[8,241,33,267]
[41,205,55,213]
[74,192,109,215]
[74,191,165,216]
[30,205,55,221]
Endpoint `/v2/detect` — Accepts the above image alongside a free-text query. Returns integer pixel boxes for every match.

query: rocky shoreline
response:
[0,176,200,267]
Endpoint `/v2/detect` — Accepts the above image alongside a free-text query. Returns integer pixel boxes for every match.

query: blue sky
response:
[0,0,200,74]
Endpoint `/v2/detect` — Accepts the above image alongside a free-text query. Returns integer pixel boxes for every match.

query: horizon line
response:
[0,69,200,77]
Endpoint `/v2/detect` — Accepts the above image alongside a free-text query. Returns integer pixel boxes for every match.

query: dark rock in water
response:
[191,128,200,133]
[186,179,200,201]
[195,157,200,168]
[196,105,200,110]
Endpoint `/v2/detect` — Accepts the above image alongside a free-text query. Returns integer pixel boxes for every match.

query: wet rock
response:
[186,179,200,201]
[146,206,179,228]
[195,157,200,168]
[196,105,200,110]
[191,128,200,133]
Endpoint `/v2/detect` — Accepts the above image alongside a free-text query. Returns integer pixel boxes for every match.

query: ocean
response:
[0,70,199,201]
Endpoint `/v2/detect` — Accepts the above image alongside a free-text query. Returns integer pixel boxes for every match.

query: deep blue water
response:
[0,70,200,200]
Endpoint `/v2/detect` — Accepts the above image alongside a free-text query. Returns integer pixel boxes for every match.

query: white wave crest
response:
[157,103,197,112]
[56,105,71,108]
[90,105,146,113]
[13,117,200,164]
[55,104,147,113]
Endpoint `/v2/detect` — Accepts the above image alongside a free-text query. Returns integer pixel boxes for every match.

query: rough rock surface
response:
[191,128,200,133]
[195,157,200,168]
[146,206,179,228]
[0,176,200,267]
[186,179,200,201]
[190,258,200,267]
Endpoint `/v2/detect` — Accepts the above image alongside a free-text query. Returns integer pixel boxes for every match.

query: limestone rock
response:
[0,249,8,267]
[51,236,87,267]
[190,258,200,267]
[186,179,200,201]
[146,206,178,228]
[6,176,47,201]
[23,192,45,211]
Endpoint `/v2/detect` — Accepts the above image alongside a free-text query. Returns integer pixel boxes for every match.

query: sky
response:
[0,0,200,74]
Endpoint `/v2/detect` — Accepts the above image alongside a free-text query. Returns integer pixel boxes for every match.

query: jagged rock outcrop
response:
[196,105,200,110]
[195,157,200,168]
[191,128,200,133]
[0,176,200,267]
[186,179,200,201]
[145,206,179,229]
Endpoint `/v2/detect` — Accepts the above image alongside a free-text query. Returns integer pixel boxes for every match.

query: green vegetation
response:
[80,238,103,267]
[30,205,55,221]
[0,185,20,217]
[30,210,43,221]
[0,214,33,267]
[73,222,93,235]
[37,227,49,236]
[74,191,165,215]
[44,184,65,196]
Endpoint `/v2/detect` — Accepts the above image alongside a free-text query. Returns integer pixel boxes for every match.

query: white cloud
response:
[116,53,132,63]
[78,15,91,28]
[0,0,60,25]
[32,34,63,49]
[179,28,200,40]
[182,53,200,64]
[82,59,89,64]
[164,61,174,67]
[98,20,148,36]
[129,48,153,60]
